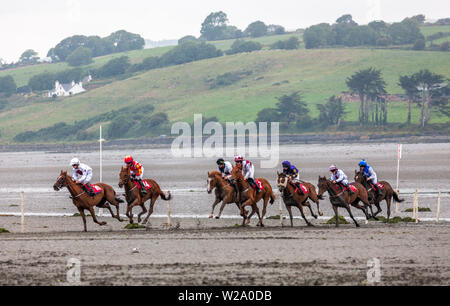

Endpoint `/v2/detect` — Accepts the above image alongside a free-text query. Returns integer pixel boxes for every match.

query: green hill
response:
[0,47,449,142]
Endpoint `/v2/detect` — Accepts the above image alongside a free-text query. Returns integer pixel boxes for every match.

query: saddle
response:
[82,184,102,196]
[335,183,356,194]
[290,181,308,195]
[132,179,151,190]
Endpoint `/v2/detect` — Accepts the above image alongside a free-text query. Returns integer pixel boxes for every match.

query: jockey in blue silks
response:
[358,159,380,197]
[282,161,303,194]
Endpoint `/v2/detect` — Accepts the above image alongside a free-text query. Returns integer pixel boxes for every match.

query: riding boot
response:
[139,179,148,195]
[372,182,381,198]
[347,185,355,196]
[295,182,304,195]
[85,184,95,196]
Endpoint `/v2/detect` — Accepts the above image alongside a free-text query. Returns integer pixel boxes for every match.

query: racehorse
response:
[230,166,275,227]
[118,166,171,224]
[276,172,323,227]
[354,170,404,222]
[207,171,239,219]
[317,176,373,227]
[53,170,124,232]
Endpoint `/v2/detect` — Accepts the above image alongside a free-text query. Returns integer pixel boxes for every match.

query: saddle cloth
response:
[255,179,264,190]
[134,180,151,190]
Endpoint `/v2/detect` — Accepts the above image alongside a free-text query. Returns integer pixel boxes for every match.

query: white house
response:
[48,75,92,97]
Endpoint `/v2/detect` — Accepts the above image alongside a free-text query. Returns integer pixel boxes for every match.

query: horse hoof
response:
[313,215,318,219]
[319,212,324,216]
[356,224,360,227]
[215,216,220,219]
[209,215,213,219]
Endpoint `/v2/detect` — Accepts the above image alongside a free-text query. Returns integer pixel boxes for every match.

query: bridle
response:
[55,174,86,198]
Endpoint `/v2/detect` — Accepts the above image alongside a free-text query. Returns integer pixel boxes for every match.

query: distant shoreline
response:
[0,133,449,153]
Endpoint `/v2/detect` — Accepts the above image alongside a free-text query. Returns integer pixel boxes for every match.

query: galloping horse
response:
[118,166,171,224]
[354,170,404,222]
[207,171,239,219]
[230,166,275,227]
[53,170,124,232]
[317,176,372,227]
[276,172,323,227]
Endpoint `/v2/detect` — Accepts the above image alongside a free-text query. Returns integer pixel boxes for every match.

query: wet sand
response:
[0,216,449,286]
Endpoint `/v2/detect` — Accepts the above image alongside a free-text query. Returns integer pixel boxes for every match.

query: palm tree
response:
[346,68,387,125]
[398,75,419,125]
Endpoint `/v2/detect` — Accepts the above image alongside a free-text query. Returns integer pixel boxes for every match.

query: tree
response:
[19,49,39,65]
[412,70,445,127]
[160,41,223,66]
[317,96,346,127]
[413,38,426,50]
[303,23,334,48]
[104,30,145,52]
[336,14,357,26]
[346,68,387,125]
[411,14,426,24]
[388,18,424,45]
[66,47,93,66]
[225,40,262,55]
[96,56,131,78]
[28,72,56,91]
[50,35,89,61]
[200,11,229,41]
[147,112,169,128]
[85,36,114,57]
[256,108,280,122]
[398,75,420,124]
[0,75,17,96]
[244,21,267,38]
[270,37,299,50]
[276,92,309,125]
[178,35,197,45]
[267,24,285,35]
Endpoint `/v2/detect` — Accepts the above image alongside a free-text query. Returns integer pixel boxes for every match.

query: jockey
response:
[359,159,380,197]
[329,164,354,196]
[124,155,147,195]
[217,158,232,181]
[235,155,260,193]
[70,158,95,196]
[282,161,303,195]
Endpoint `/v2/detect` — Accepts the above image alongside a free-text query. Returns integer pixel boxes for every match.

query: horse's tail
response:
[393,191,404,202]
[269,189,275,205]
[160,190,172,201]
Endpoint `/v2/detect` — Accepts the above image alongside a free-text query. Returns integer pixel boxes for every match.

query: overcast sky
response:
[1,0,449,62]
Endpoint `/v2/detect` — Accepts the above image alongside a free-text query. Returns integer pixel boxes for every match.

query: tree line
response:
[256,68,448,130]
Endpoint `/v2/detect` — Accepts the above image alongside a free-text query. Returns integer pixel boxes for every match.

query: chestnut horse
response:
[53,170,124,232]
[354,170,404,222]
[207,171,239,219]
[317,176,372,227]
[118,166,171,224]
[230,166,275,227]
[276,172,323,227]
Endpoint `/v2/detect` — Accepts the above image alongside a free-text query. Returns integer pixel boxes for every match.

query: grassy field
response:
[0,47,449,142]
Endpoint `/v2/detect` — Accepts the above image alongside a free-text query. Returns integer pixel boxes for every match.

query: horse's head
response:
[354,170,364,184]
[317,176,330,199]
[53,170,68,191]
[118,166,130,188]
[206,171,217,194]
[277,171,288,192]
[230,166,243,185]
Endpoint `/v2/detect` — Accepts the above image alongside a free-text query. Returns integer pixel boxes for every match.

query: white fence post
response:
[98,125,105,217]
[395,144,402,213]
[20,191,24,233]
[278,191,283,227]
[167,196,172,228]
[436,191,441,223]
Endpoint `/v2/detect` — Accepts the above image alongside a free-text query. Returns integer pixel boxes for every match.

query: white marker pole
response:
[395,144,402,213]
[167,196,172,228]
[98,125,105,217]
[414,189,419,223]
[278,191,283,227]
[20,191,24,233]
[436,191,441,223]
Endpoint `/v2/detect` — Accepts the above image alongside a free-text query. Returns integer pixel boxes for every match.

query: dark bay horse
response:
[276,172,323,227]
[230,166,275,227]
[317,176,372,227]
[207,171,239,219]
[118,166,171,224]
[354,170,404,222]
[53,170,123,232]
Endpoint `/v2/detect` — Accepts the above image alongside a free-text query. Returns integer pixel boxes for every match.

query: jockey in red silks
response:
[124,155,147,195]
[234,155,260,193]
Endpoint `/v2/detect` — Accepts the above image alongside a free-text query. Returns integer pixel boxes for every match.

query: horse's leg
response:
[137,199,148,223]
[286,205,294,227]
[251,203,263,227]
[77,207,87,232]
[127,198,140,224]
[106,196,123,222]
[142,194,158,224]
[332,205,339,228]
[351,201,373,220]
[297,203,313,227]
[304,200,318,219]
[260,195,269,224]
[217,201,228,219]
[308,189,323,216]
[209,198,221,218]
[103,203,116,218]
[386,196,392,223]
[344,205,360,228]
[88,205,107,226]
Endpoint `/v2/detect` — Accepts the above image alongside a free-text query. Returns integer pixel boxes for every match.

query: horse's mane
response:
[209,170,222,177]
